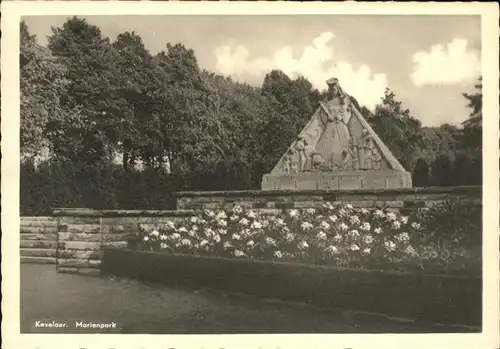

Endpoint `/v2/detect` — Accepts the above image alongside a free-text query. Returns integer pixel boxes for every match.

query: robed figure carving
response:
[314,78,353,170]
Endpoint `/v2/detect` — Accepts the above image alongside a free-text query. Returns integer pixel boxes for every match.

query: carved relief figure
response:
[281,154,292,173]
[296,137,316,172]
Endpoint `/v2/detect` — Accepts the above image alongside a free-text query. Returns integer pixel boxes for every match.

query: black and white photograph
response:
[2,2,499,349]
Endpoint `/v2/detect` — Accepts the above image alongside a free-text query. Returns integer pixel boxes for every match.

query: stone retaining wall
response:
[176,186,482,213]
[20,217,58,264]
[26,185,481,275]
[53,209,195,275]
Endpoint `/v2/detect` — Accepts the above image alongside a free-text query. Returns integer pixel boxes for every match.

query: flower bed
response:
[130,203,481,275]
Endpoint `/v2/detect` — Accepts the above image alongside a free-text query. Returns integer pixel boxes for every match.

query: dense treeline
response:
[20,17,482,215]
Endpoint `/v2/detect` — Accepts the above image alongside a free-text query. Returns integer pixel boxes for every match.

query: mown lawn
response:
[20,264,477,334]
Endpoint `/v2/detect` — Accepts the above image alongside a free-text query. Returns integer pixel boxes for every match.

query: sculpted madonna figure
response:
[314,78,353,170]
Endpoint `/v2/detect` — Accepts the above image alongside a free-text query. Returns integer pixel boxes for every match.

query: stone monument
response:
[261,78,412,190]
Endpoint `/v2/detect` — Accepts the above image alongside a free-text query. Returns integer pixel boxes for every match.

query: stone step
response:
[19,233,57,241]
[20,256,56,264]
[21,216,56,222]
[20,248,57,258]
[20,226,58,234]
[20,240,58,249]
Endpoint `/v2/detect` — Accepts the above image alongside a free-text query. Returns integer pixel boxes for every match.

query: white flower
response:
[396,232,410,243]
[160,243,168,249]
[150,230,160,237]
[239,218,249,226]
[360,222,371,231]
[374,227,382,234]
[404,245,417,256]
[386,212,397,221]
[234,249,245,257]
[362,247,371,254]
[217,219,227,227]
[217,228,227,236]
[298,241,309,250]
[316,231,327,240]
[275,218,285,225]
[339,223,349,231]
[288,209,299,218]
[223,241,233,250]
[348,230,360,238]
[200,239,209,247]
[349,215,360,225]
[246,240,255,247]
[191,225,198,231]
[345,204,353,210]
[325,245,339,254]
[273,250,283,259]
[329,215,338,223]
[384,240,397,251]
[160,234,168,241]
[401,216,409,224]
[301,222,314,230]
[178,227,188,233]
[360,208,369,214]
[374,210,385,218]
[216,211,227,220]
[187,230,197,238]
[230,215,239,221]
[338,208,347,217]
[306,208,316,215]
[171,232,181,240]
[320,221,331,230]
[261,220,270,228]
[411,222,421,230]
[143,236,149,242]
[363,234,374,244]
[247,210,256,219]
[190,216,198,224]
[180,239,191,246]
[333,233,342,242]
[285,233,296,242]
[393,221,401,229]
[205,210,215,218]
[265,237,277,246]
[198,219,207,225]
[213,234,221,243]
[350,244,360,251]
[232,205,243,214]
[232,233,241,240]
[204,228,214,237]
[166,221,176,229]
[251,221,263,229]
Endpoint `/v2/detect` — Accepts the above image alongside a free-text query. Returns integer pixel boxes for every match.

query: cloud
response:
[410,37,481,87]
[214,31,388,110]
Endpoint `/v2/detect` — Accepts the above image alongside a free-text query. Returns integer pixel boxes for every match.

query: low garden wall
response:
[175,186,482,213]
[53,209,195,275]
[101,248,482,328]
[20,216,58,264]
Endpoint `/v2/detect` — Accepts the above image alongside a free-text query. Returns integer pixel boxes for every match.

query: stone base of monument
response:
[261,170,413,191]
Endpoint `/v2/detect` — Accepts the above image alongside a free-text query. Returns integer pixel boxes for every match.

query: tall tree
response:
[368,88,424,170]
[47,16,120,164]
[20,21,76,160]
[460,77,482,150]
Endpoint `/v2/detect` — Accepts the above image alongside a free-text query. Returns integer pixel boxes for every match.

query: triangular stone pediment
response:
[262,78,412,190]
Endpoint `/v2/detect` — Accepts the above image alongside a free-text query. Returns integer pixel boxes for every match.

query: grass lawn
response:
[20,264,478,334]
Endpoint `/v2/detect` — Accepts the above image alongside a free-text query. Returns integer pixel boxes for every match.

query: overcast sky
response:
[23,15,481,127]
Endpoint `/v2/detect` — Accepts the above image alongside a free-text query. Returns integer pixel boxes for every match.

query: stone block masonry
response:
[176,186,482,213]
[53,209,196,275]
[20,217,58,265]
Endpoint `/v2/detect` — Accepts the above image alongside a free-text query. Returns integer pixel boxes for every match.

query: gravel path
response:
[20,264,473,334]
